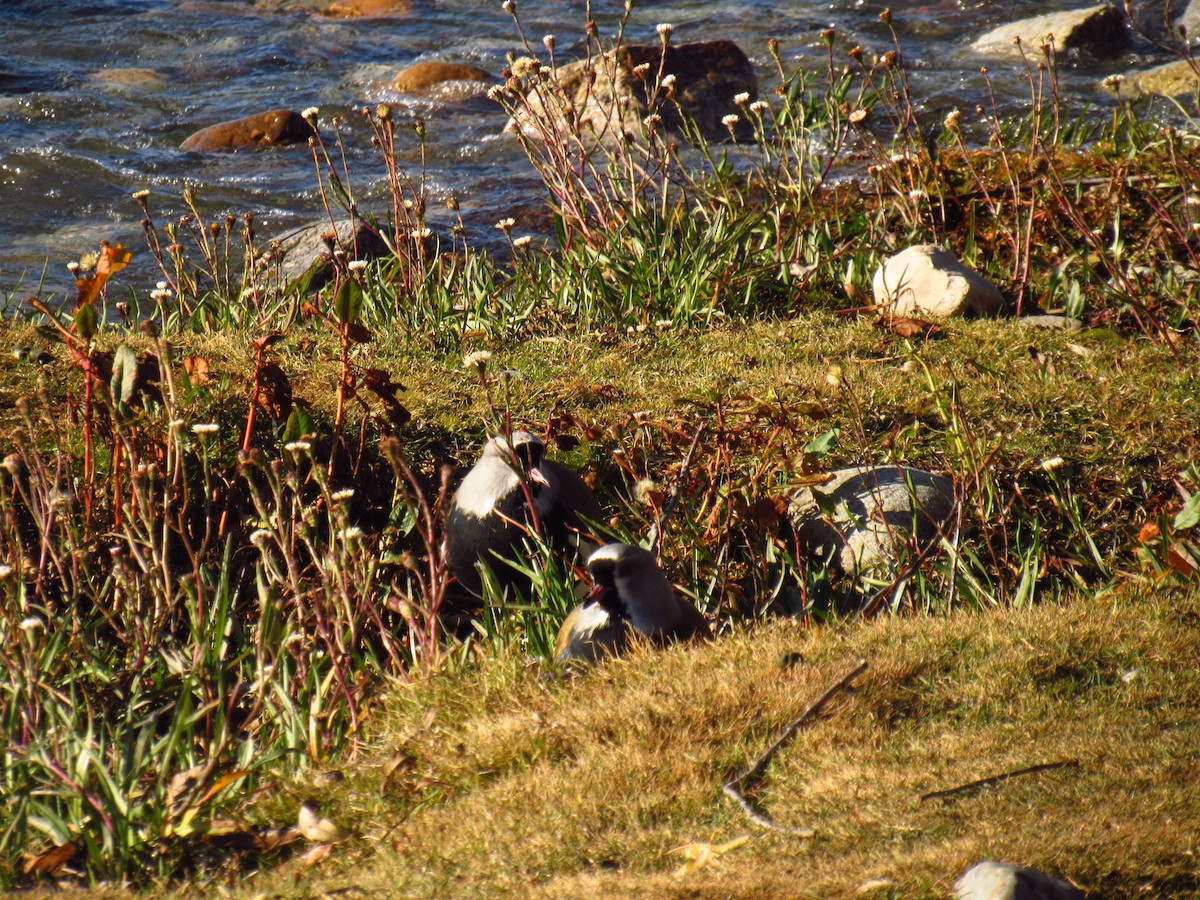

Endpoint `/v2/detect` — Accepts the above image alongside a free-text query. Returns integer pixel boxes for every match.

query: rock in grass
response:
[873,245,1007,318]
[508,40,756,146]
[180,109,313,152]
[789,466,957,581]
[392,61,494,95]
[955,861,1085,899]
[273,219,392,291]
[971,4,1129,57]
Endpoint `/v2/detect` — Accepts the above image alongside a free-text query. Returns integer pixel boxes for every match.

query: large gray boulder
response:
[271,218,392,290]
[955,861,1085,900]
[971,4,1129,57]
[789,466,957,579]
[506,40,756,146]
[873,245,1007,318]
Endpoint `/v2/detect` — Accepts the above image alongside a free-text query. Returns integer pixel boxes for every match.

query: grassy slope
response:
[241,585,1200,898]
[3,310,1198,897]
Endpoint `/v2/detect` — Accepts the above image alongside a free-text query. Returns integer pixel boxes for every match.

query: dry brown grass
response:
[227,585,1199,898]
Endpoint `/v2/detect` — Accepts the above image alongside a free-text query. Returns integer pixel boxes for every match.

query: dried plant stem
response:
[723,658,869,834]
[919,759,1079,803]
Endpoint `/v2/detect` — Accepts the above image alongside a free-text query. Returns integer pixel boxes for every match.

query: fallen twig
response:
[722,658,869,835]
[919,759,1079,803]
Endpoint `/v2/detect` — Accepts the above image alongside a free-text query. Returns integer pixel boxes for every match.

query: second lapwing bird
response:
[556,542,711,665]
[445,430,604,597]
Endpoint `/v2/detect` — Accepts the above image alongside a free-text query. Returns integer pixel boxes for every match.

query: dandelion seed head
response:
[512,235,532,248]
[192,423,219,435]
[849,108,868,123]
[301,106,320,121]
[749,100,770,114]
[633,478,661,505]
[340,526,363,542]
[285,440,312,454]
[332,488,355,502]
[348,259,368,272]
[661,74,676,88]
[463,350,492,370]
[656,22,673,38]
[734,92,750,105]
[721,113,740,127]
[944,109,961,131]
[496,217,516,231]
[250,529,272,547]
[511,56,539,79]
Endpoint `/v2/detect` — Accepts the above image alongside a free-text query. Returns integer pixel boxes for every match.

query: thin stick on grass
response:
[723,658,869,835]
[919,759,1079,803]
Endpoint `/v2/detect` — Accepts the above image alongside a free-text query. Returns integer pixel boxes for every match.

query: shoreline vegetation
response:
[2,8,1199,895]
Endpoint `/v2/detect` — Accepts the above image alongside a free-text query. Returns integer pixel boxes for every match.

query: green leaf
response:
[74,303,98,341]
[282,406,315,446]
[804,426,840,458]
[1174,492,1200,531]
[110,344,140,411]
[333,277,363,326]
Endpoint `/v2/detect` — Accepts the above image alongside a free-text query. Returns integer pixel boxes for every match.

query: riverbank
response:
[2,24,1200,894]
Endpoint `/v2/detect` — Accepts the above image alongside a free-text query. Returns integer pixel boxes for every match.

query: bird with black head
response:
[446,431,604,598]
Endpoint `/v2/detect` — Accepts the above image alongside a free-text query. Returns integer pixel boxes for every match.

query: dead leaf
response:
[255,362,293,421]
[75,242,133,308]
[184,354,211,385]
[670,835,749,877]
[876,314,943,339]
[23,841,79,876]
[297,801,347,842]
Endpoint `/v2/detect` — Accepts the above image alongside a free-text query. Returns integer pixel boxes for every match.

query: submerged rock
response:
[873,245,1007,318]
[971,4,1129,57]
[256,0,411,16]
[180,109,312,152]
[392,61,494,95]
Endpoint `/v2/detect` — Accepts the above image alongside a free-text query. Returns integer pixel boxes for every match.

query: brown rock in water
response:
[255,0,410,17]
[392,61,493,93]
[509,39,756,145]
[180,109,313,152]
[322,0,411,16]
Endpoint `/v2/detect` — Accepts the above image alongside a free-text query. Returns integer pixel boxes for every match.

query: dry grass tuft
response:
[232,586,1200,898]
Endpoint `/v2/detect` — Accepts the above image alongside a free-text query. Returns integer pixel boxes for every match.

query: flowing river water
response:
[0,0,1167,302]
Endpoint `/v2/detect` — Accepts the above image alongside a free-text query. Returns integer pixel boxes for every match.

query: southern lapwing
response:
[445,431,603,597]
[556,542,711,665]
